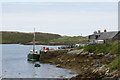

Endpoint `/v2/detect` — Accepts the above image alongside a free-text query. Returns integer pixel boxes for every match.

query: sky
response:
[1,1,118,36]
[0,0,119,2]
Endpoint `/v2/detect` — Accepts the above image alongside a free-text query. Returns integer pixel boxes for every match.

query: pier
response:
[39,49,73,62]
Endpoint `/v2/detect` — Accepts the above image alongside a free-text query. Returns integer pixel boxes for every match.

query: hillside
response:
[48,36,88,44]
[1,31,61,43]
[1,31,88,44]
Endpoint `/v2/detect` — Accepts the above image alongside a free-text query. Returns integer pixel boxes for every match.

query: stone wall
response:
[39,49,69,62]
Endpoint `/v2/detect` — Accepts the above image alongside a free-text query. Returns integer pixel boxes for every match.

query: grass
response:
[49,36,88,44]
[2,31,61,43]
[84,43,111,54]
[109,56,120,71]
[75,46,84,50]
[2,31,88,44]
[76,41,120,55]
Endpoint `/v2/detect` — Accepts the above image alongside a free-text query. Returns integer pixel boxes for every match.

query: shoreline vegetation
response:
[40,41,120,80]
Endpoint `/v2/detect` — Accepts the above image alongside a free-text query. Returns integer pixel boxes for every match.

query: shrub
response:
[78,41,120,54]
[110,41,120,54]
[109,56,120,71]
[75,46,84,50]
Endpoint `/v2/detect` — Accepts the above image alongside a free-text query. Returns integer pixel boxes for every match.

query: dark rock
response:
[81,51,89,56]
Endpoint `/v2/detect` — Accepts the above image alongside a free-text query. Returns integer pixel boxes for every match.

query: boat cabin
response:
[30,50,38,54]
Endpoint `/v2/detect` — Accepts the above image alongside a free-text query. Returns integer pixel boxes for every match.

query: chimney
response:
[104,29,107,32]
[98,30,101,33]
[94,31,97,34]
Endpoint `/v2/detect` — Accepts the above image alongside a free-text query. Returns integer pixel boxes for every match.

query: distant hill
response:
[1,31,88,44]
[48,36,88,44]
[1,31,61,43]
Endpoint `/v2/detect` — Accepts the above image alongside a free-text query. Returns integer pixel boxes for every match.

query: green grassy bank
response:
[76,41,120,55]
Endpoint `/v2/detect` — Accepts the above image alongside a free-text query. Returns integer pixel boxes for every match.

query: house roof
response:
[89,33,102,39]
[97,31,118,40]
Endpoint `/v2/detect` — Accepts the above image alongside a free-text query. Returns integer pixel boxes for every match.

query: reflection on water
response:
[2,44,76,78]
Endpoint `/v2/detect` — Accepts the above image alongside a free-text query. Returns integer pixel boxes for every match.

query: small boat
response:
[27,28,40,61]
[34,63,40,67]
[27,50,40,61]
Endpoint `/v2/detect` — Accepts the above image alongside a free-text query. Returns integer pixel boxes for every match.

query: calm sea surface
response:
[2,44,76,78]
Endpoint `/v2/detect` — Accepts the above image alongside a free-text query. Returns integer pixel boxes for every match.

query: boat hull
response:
[27,54,40,61]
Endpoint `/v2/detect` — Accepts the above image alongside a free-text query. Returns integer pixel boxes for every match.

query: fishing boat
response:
[27,28,40,61]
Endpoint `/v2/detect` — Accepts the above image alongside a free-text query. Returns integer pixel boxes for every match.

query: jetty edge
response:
[40,48,74,62]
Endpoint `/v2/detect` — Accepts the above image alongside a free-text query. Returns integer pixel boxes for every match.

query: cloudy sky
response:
[1,1,118,36]
[0,0,119,2]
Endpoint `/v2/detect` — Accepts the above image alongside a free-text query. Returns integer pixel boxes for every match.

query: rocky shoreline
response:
[40,49,119,80]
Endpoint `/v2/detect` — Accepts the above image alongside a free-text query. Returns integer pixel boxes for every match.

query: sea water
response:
[2,44,76,78]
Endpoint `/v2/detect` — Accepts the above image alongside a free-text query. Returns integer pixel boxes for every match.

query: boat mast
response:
[33,28,35,53]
